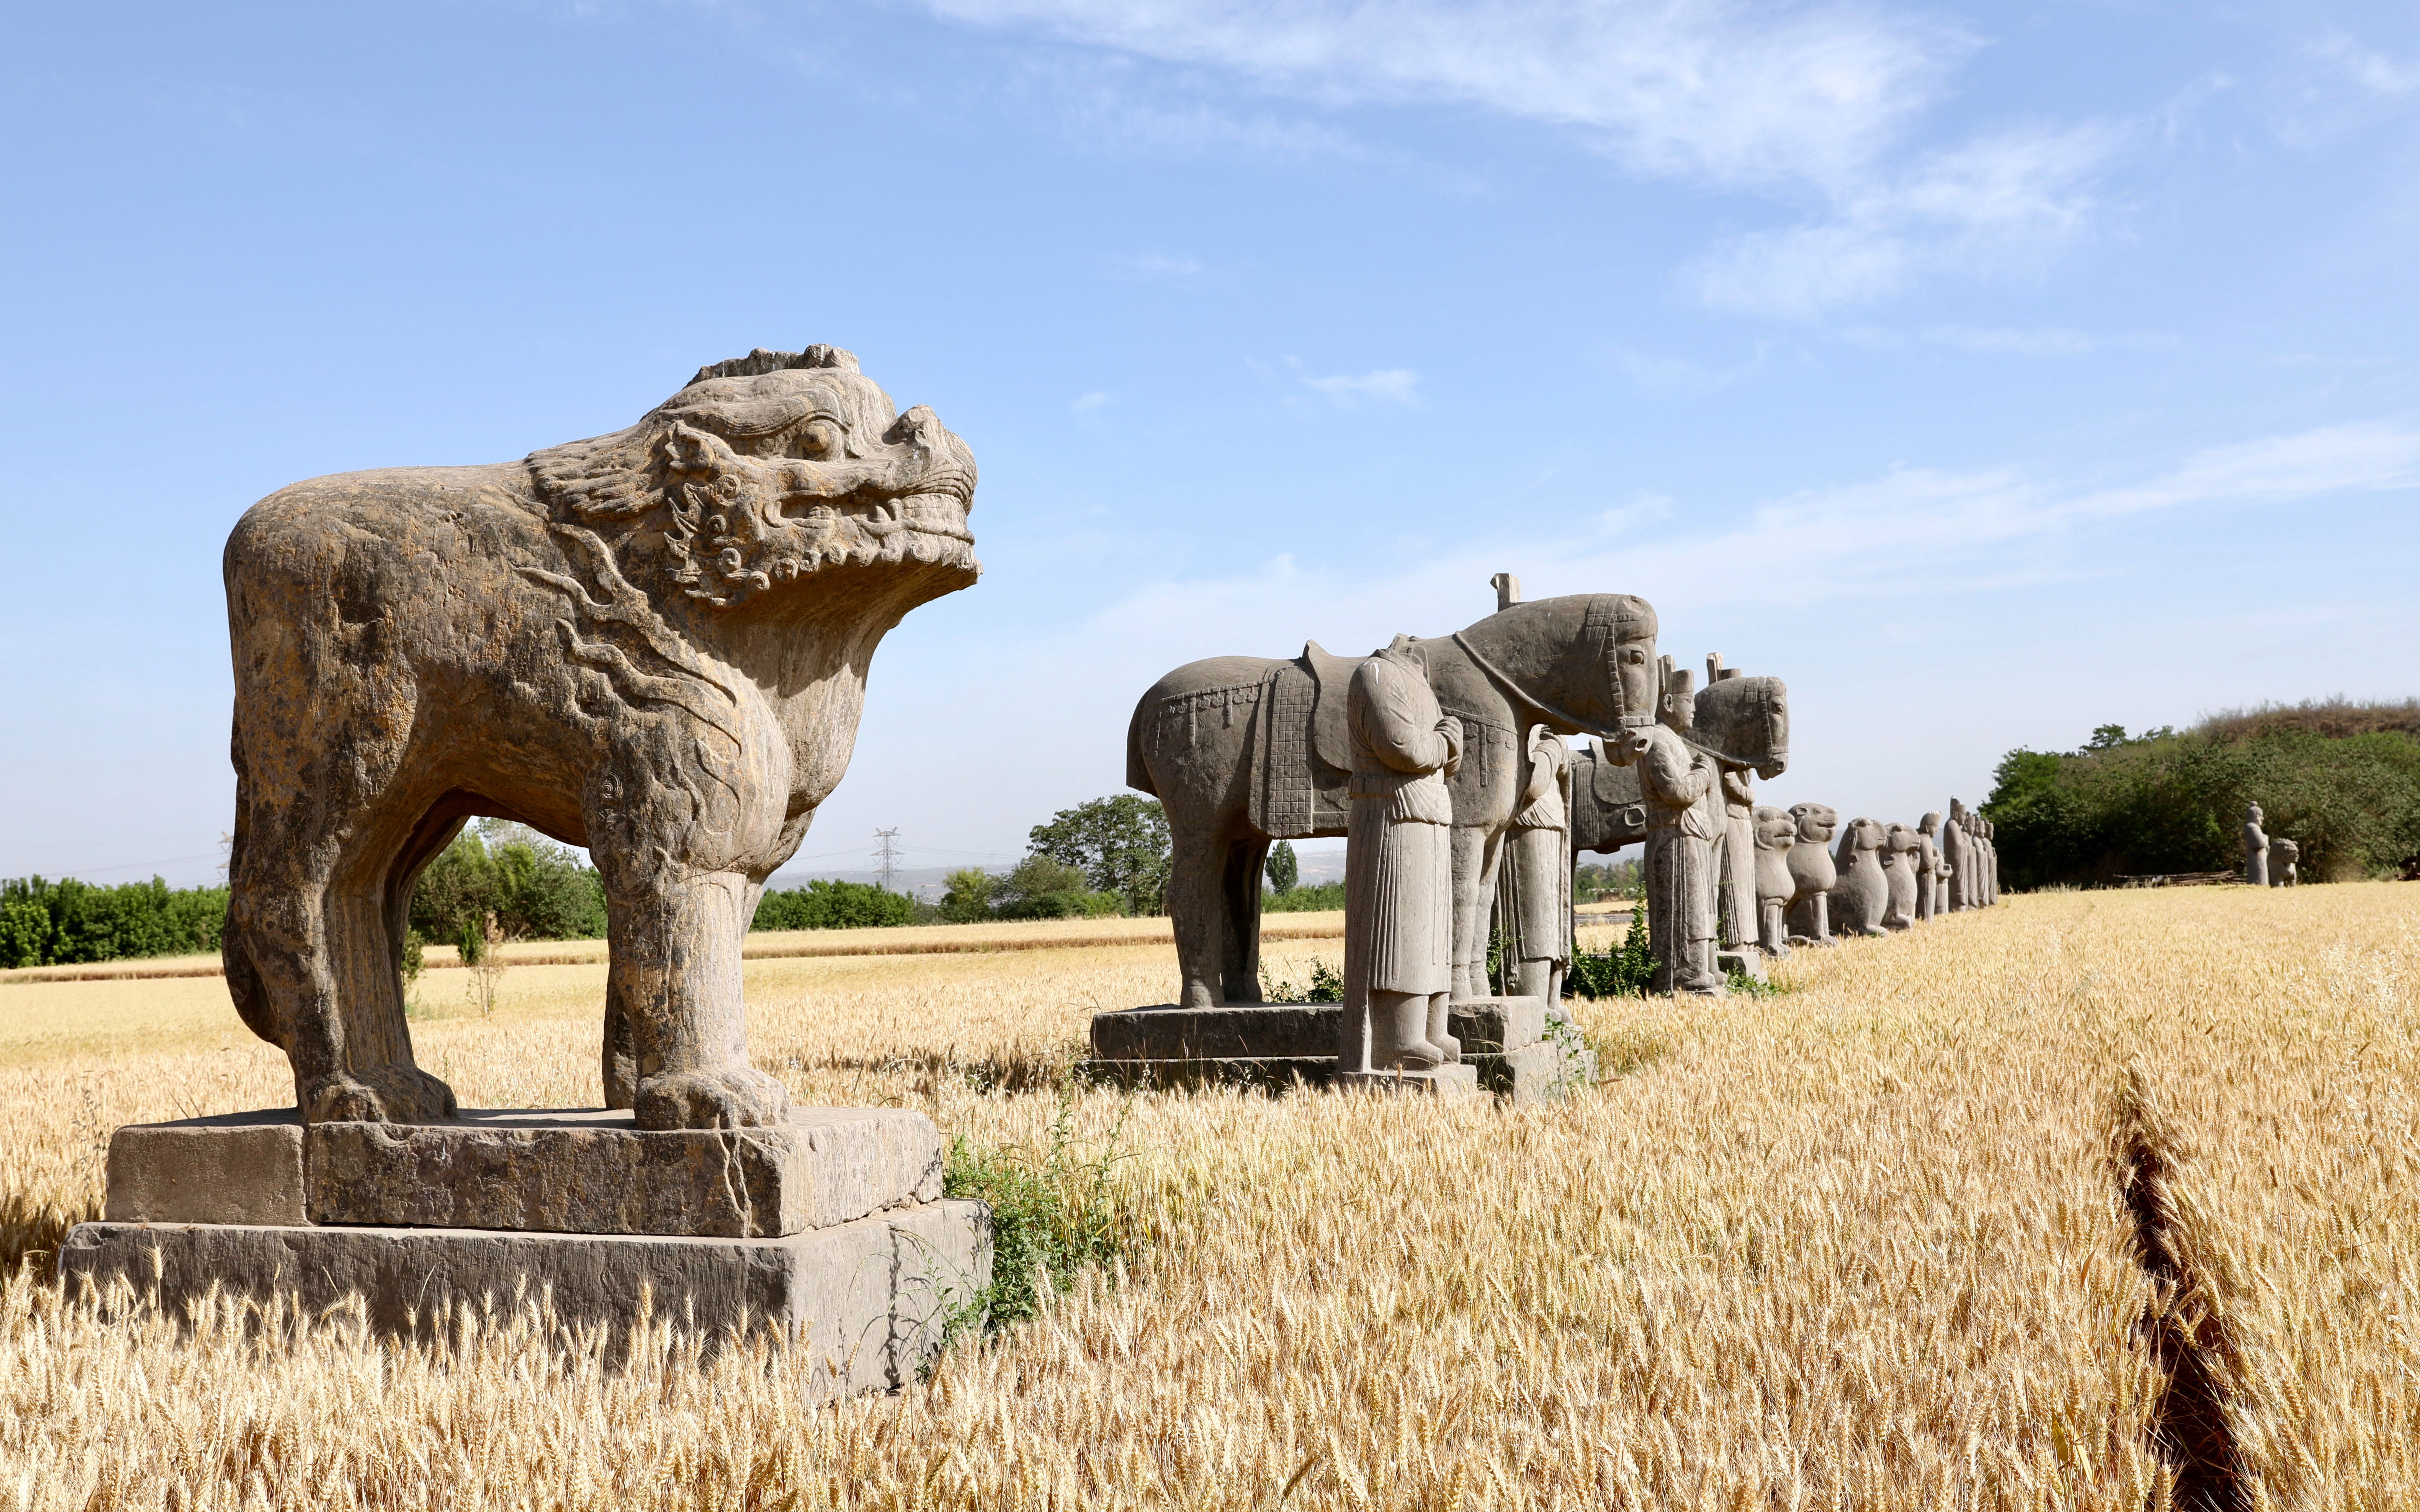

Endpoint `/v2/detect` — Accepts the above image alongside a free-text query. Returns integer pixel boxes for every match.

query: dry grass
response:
[0,886,2411,1508]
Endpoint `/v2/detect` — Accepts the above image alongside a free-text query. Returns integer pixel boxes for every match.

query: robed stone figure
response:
[1498,725,1572,1004]
[1609,720,1727,996]
[1340,638,1464,1074]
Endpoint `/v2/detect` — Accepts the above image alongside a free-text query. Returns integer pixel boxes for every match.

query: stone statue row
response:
[1745,799,2000,957]
[2241,802,2300,887]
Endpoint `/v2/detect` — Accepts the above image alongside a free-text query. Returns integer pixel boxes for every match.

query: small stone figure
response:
[1980,818,2000,905]
[1942,799,1976,912]
[1604,663,1726,996]
[1915,812,1945,921]
[1340,636,1464,1075]
[1499,725,1573,1004]
[2272,837,2299,887]
[1751,805,1797,960]
[1784,804,1840,945]
[1829,818,1892,937]
[1879,823,1921,930]
[2242,803,2268,887]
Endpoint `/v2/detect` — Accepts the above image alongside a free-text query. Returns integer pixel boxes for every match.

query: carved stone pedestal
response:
[60,1107,991,1395]
[1082,998,1591,1104]
[1333,1064,1482,1096]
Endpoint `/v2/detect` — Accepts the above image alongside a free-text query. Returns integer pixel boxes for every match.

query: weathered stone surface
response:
[1784,804,1840,944]
[1468,1039,1592,1104]
[106,1107,940,1238]
[1715,948,1766,984]
[220,345,977,1131]
[1091,1004,1337,1062]
[1828,818,1891,938]
[308,1107,942,1238]
[1334,1064,1482,1096]
[58,1200,990,1392]
[1128,594,1665,1012]
[1447,996,1543,1054]
[107,1110,306,1227]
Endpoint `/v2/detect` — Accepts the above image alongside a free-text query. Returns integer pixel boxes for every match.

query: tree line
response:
[1983,699,2420,888]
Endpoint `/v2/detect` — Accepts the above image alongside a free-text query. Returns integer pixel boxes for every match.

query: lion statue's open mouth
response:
[530,344,979,608]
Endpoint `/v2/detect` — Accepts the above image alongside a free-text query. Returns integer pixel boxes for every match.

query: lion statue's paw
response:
[305,1066,458,1126]
[634,1067,790,1131]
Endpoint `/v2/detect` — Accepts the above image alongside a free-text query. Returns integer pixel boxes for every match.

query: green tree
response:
[992,855,1119,920]
[1026,796,1170,915]
[940,868,998,923]
[1264,840,1299,896]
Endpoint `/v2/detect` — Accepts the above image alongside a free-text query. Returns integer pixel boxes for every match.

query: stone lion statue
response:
[222,346,977,1129]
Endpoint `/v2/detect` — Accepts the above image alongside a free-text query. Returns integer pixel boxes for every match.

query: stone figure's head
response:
[1919,810,1942,837]
[1753,805,1796,853]
[2245,802,2263,825]
[1882,823,1920,864]
[529,345,978,611]
[1840,817,1887,855]
[1788,802,1838,845]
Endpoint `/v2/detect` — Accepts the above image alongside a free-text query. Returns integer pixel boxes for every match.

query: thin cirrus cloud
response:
[903,0,2127,318]
[914,0,1966,192]
[1281,356,1420,406]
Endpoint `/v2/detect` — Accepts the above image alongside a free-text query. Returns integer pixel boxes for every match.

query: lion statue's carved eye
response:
[794,419,842,459]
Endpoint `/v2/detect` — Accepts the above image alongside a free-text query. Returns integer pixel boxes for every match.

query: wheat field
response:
[0,886,2412,1508]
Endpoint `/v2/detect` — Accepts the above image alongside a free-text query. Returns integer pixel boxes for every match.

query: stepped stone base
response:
[58,1203,990,1392]
[1715,948,1768,985]
[1081,996,1592,1103]
[75,1103,988,1395]
[106,1107,942,1239]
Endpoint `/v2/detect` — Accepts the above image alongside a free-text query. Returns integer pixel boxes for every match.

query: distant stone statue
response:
[1915,812,1945,921]
[1339,637,1464,1075]
[1879,823,1921,930]
[1980,818,2000,904]
[1497,725,1572,1004]
[1131,595,1665,1009]
[1828,818,1892,937]
[2272,837,2299,887]
[1784,804,1841,945]
[2243,803,2269,887]
[1697,655,1790,959]
[1750,805,1797,959]
[1942,799,1976,912]
[220,345,977,1129]
[1603,662,1726,995]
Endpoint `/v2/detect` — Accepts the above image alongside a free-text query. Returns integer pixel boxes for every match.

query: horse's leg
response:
[1448,824,1498,1001]
[1220,833,1271,1004]
[1164,823,1228,1008]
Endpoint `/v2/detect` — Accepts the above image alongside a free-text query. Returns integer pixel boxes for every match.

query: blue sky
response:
[3,0,2416,888]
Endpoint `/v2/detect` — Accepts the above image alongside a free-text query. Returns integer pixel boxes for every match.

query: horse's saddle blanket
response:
[1252,641,1361,839]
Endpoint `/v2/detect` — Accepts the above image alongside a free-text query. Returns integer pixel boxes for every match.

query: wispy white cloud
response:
[1071,390,1113,413]
[1104,252,1204,278]
[1283,356,1420,407]
[914,0,1968,193]
[2310,33,2420,96]
[2268,32,2420,145]
[1689,122,2125,318]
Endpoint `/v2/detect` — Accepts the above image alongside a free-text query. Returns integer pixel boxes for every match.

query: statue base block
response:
[1715,948,1768,985]
[67,1104,989,1398]
[104,1107,942,1239]
[1333,1065,1482,1096]
[1080,999,1591,1103]
[58,1203,990,1394]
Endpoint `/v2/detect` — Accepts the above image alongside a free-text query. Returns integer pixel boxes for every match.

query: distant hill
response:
[1984,698,2420,887]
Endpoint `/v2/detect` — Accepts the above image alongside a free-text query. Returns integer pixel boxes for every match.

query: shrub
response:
[1262,880,1346,913]
[1261,958,1345,1003]
[752,879,915,931]
[0,876,230,968]
[940,1097,1129,1331]
[1567,903,1654,999]
[939,868,998,923]
[408,821,606,947]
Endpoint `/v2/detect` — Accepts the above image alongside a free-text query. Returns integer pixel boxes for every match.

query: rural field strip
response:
[0,887,2409,1508]
[0,913,1358,986]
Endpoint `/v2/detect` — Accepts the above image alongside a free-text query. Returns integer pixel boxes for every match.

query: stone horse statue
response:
[1128,595,1663,1008]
